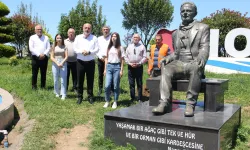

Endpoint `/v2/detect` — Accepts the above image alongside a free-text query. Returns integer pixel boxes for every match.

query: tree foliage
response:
[0,2,15,58]
[58,0,106,38]
[11,14,35,57]
[123,32,133,48]
[10,2,53,58]
[201,9,250,51]
[121,0,174,49]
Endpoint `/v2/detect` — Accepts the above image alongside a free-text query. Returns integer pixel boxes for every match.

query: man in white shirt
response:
[65,28,77,93]
[74,23,99,104]
[96,25,111,96]
[29,24,50,90]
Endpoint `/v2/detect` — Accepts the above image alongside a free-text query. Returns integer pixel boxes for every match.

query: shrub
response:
[0,2,10,16]
[0,44,16,58]
[8,55,18,66]
[201,9,250,51]
[0,1,15,57]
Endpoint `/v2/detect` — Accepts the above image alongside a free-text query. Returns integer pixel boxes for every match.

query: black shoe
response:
[77,98,82,105]
[88,97,94,104]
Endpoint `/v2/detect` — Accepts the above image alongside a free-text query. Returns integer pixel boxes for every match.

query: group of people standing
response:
[28,2,209,117]
[28,23,171,109]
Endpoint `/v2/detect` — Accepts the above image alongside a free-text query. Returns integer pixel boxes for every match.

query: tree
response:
[121,0,174,49]
[0,2,15,58]
[123,32,133,48]
[11,14,35,57]
[10,2,53,57]
[201,9,250,55]
[58,0,106,38]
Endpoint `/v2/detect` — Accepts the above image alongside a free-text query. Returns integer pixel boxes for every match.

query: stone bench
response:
[146,76,229,112]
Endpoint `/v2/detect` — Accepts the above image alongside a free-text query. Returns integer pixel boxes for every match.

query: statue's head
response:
[180,2,197,25]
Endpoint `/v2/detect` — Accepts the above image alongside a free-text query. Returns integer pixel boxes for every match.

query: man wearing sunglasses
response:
[148,34,171,77]
[124,34,147,103]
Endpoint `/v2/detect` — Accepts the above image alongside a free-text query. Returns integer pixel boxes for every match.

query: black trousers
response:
[31,55,48,89]
[77,59,95,99]
[97,58,105,90]
[98,58,114,91]
[67,61,77,90]
[128,65,143,100]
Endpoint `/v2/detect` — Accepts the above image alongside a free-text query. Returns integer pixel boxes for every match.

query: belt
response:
[108,62,120,64]
[77,59,95,62]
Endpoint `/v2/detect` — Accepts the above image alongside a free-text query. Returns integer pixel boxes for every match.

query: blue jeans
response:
[52,62,67,97]
[105,63,121,102]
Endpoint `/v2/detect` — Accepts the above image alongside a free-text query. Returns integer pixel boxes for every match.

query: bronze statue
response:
[152,2,210,117]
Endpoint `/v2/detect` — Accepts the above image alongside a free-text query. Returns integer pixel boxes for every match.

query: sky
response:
[1,0,250,46]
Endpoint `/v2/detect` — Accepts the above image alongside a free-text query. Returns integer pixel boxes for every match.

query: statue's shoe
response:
[152,102,168,114]
[184,104,195,117]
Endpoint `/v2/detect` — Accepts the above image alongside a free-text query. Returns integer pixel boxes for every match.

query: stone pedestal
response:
[0,88,14,130]
[104,101,241,150]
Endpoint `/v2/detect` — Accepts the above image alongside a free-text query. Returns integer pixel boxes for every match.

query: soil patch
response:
[54,123,93,150]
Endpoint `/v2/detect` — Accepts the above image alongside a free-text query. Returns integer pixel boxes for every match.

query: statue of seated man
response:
[152,2,210,117]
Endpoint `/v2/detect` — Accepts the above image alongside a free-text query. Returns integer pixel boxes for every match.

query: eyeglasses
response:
[134,49,136,55]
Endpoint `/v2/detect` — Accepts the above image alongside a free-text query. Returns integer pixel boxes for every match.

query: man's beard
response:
[104,33,109,37]
[84,31,90,36]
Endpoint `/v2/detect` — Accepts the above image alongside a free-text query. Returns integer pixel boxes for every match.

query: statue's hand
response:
[196,58,205,69]
[160,58,170,67]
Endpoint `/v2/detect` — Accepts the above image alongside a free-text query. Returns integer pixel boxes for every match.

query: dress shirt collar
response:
[133,43,141,47]
[83,34,91,39]
[35,34,44,39]
[66,38,74,42]
[103,34,111,40]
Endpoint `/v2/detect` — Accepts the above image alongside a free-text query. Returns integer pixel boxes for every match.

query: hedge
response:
[0,44,16,58]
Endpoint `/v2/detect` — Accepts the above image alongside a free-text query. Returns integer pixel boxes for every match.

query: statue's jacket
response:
[169,22,210,67]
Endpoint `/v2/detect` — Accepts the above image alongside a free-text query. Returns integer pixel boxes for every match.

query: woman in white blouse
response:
[103,32,125,109]
[50,34,68,100]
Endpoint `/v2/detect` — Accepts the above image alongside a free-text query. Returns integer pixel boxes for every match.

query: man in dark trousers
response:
[29,24,50,90]
[124,34,147,102]
[65,28,77,93]
[152,2,210,117]
[74,23,99,104]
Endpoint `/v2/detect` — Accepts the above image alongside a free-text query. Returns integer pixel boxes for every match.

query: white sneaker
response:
[56,94,60,98]
[112,102,117,109]
[103,102,109,108]
[61,96,66,100]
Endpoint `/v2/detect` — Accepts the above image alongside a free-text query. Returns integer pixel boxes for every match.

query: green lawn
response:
[0,58,249,150]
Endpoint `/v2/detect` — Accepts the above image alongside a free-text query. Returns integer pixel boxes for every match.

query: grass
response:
[0,58,250,150]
